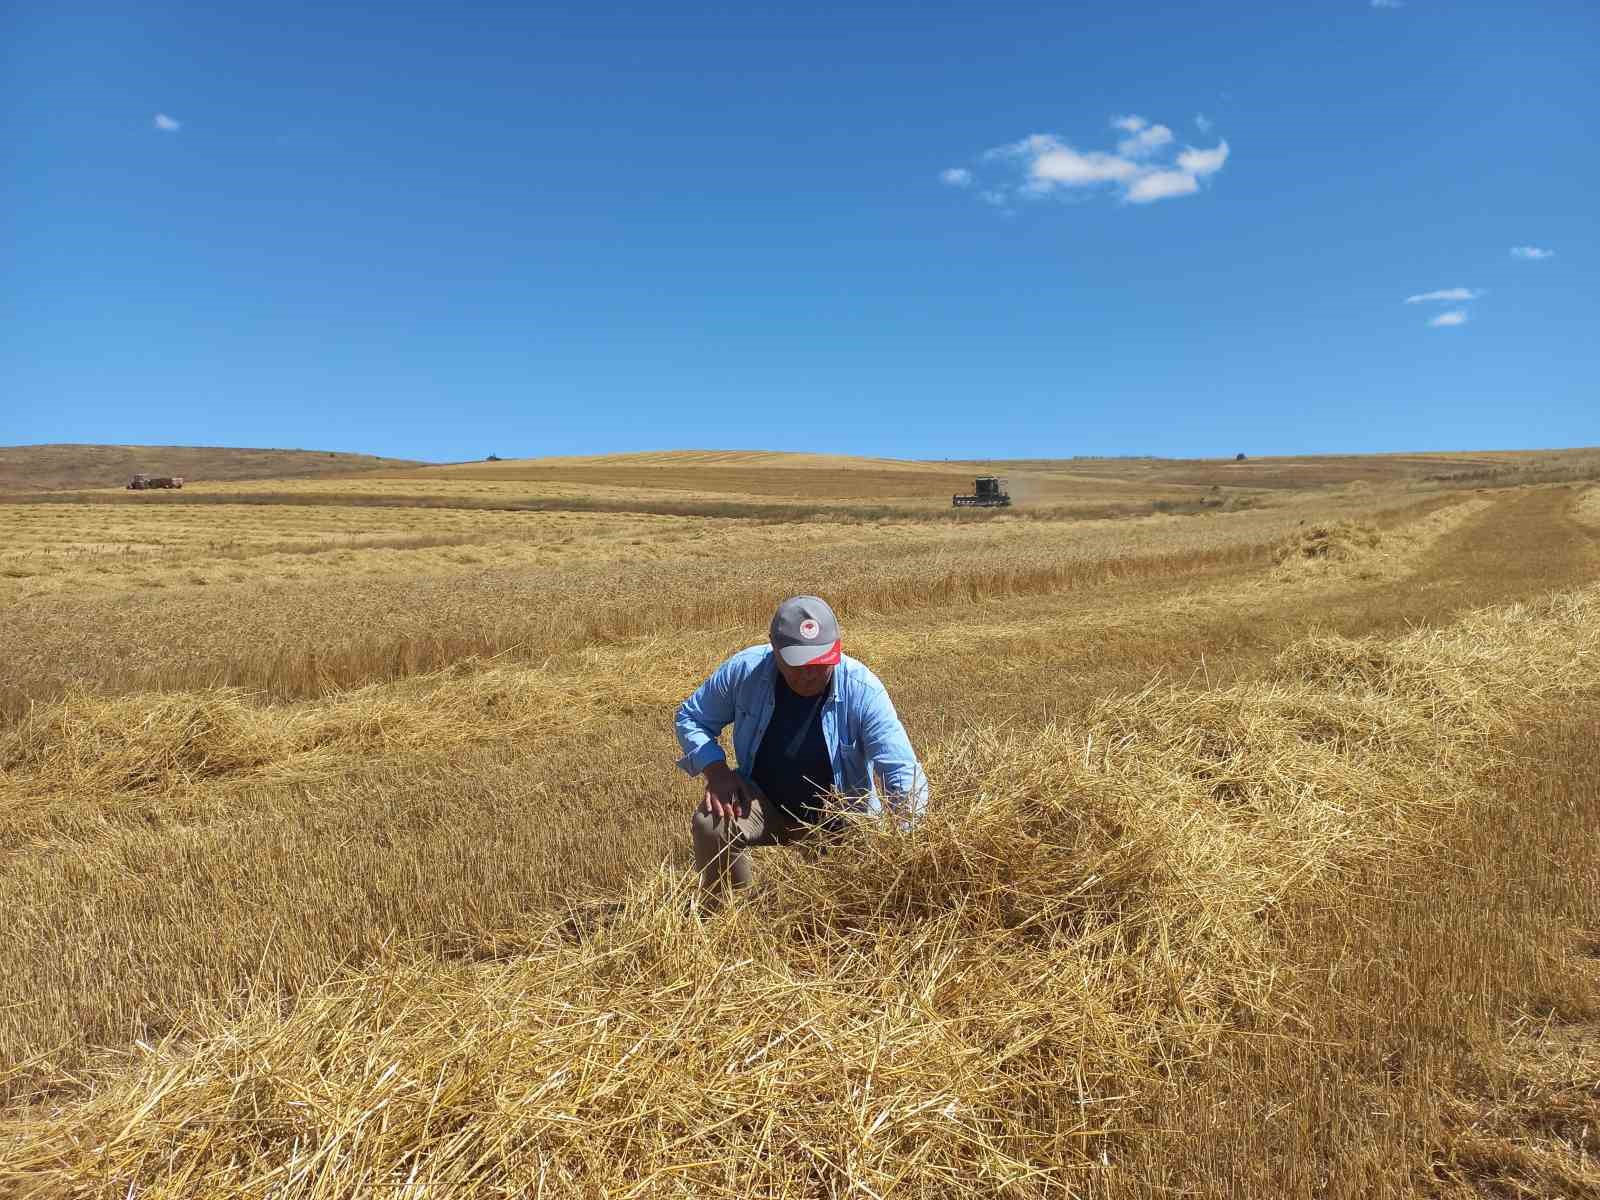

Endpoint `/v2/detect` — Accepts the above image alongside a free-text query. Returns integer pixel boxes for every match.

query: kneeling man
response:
[677,595,928,899]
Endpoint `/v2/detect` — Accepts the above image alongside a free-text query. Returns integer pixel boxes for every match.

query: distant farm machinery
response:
[952,475,1011,508]
[127,474,184,490]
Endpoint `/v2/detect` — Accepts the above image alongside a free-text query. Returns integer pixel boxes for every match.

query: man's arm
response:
[677,652,762,821]
[855,682,929,820]
[674,654,744,777]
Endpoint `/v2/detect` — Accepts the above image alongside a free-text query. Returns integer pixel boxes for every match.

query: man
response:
[677,594,928,899]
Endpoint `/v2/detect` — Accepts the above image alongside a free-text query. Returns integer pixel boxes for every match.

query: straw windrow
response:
[0,668,677,798]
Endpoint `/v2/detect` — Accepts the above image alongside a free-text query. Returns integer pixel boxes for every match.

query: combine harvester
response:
[952,475,1011,508]
[126,473,184,490]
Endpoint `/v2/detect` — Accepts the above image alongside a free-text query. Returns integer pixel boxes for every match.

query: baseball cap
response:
[770,595,842,666]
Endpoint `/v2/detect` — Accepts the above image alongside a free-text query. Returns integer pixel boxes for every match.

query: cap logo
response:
[799,618,820,639]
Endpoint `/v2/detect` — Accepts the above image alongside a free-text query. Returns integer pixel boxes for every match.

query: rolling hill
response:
[0,444,428,493]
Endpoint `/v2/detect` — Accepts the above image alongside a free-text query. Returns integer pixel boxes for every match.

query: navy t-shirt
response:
[750,672,836,824]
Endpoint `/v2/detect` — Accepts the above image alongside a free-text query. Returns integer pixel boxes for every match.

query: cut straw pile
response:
[3,587,1597,1197]
[1272,519,1384,566]
[1266,497,1490,584]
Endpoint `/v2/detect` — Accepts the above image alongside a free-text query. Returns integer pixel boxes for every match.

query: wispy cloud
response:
[1117,123,1173,158]
[1194,113,1213,134]
[1405,287,1483,304]
[1371,0,1404,8]
[153,113,181,132]
[946,115,1230,210]
[1177,141,1229,176]
[1510,245,1554,260]
[1403,287,1482,329]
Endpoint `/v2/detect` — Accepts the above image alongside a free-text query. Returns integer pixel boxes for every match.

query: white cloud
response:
[1032,143,1140,187]
[1117,123,1174,158]
[1371,0,1404,8]
[1429,310,1468,327]
[153,113,181,132]
[1510,245,1554,260]
[949,115,1229,210]
[1176,140,1230,176]
[1405,287,1483,304]
[1195,113,1213,133]
[1126,170,1200,204]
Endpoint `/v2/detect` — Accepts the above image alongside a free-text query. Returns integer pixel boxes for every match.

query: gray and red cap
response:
[770,595,842,666]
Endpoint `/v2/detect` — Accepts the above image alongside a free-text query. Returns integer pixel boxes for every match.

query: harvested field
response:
[24,445,1599,521]
[4,579,1598,1197]
[0,486,1473,714]
[1,451,1597,1198]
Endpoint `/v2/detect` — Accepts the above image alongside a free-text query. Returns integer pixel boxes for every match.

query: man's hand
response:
[700,761,754,823]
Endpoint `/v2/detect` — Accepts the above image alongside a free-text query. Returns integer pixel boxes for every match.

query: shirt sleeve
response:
[856,678,929,820]
[674,653,744,776]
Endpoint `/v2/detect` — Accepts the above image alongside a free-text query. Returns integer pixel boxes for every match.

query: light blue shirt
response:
[675,644,929,819]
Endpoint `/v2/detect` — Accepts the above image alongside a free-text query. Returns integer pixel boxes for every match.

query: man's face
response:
[774,651,834,697]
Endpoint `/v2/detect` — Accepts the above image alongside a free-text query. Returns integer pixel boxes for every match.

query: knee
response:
[690,806,720,843]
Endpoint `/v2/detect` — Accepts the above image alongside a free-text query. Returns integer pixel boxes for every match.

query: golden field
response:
[1,448,1598,1198]
[0,478,1470,714]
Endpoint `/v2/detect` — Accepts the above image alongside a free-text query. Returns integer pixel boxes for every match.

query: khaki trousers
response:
[691,786,824,894]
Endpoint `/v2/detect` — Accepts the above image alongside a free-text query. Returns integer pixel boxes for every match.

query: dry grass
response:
[395,460,993,502]
[0,502,710,595]
[1113,692,1600,1198]
[455,450,955,470]
[1574,484,1600,528]
[2,581,1597,1197]
[0,444,422,493]
[981,446,1600,490]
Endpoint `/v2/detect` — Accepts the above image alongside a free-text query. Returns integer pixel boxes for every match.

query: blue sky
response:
[3,1,1594,462]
